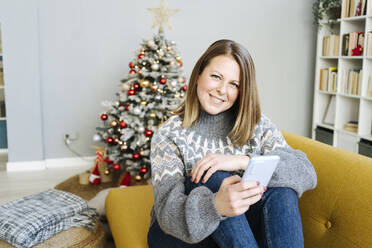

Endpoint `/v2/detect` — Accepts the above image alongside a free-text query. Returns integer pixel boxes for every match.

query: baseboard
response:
[45,156,95,168]
[6,156,95,172]
[7,160,46,171]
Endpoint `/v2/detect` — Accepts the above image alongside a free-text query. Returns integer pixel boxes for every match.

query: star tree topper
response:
[147,0,179,32]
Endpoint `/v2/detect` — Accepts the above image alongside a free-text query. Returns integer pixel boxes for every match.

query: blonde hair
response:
[174,39,261,146]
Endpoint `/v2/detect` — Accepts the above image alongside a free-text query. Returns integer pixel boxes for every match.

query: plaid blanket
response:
[0,189,98,248]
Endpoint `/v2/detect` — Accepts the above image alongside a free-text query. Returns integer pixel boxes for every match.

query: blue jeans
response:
[148,171,304,248]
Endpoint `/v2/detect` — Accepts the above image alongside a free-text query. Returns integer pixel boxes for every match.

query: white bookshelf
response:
[0,25,7,154]
[312,1,372,155]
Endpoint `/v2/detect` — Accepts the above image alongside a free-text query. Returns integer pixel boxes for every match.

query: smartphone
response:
[241,155,280,187]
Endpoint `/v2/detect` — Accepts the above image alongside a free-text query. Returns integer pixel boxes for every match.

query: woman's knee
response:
[263,187,299,207]
[185,171,232,194]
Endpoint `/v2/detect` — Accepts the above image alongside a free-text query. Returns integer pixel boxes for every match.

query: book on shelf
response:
[322,35,340,56]
[348,32,364,56]
[367,32,372,56]
[0,101,5,118]
[344,0,367,17]
[323,95,336,125]
[342,34,349,55]
[342,32,365,56]
[367,75,372,97]
[319,67,338,92]
[344,121,358,133]
[342,68,361,95]
[0,68,3,86]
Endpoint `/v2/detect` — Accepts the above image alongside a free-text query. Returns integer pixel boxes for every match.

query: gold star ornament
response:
[147,0,179,32]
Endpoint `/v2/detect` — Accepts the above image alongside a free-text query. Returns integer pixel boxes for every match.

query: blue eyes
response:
[211,74,239,88]
[211,74,221,80]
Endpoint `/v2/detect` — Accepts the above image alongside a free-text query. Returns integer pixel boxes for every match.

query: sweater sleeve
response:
[150,127,224,244]
[259,116,317,198]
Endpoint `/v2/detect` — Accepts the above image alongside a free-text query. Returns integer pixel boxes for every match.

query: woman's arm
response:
[151,128,224,244]
[260,115,317,197]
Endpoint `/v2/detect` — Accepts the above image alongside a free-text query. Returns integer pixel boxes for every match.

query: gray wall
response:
[0,0,317,163]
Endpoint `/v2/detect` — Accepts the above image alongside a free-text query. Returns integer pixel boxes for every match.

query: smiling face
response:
[196,55,240,115]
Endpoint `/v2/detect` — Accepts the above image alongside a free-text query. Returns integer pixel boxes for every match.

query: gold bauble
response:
[110,120,118,127]
[166,46,171,51]
[140,150,145,156]
[120,144,128,151]
[140,79,150,88]
[149,113,156,119]
[150,84,158,91]
[104,169,110,175]
[146,137,150,142]
[175,56,181,62]
[140,101,147,106]
[135,175,142,181]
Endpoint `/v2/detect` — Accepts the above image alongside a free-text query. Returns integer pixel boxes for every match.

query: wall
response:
[0,0,317,163]
[0,0,44,162]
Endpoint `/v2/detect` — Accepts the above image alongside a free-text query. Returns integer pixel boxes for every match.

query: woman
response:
[147,39,317,248]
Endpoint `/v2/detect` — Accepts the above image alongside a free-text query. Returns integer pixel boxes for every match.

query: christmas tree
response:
[94,0,186,182]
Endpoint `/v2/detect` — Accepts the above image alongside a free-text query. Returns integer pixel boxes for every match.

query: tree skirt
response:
[54,172,147,201]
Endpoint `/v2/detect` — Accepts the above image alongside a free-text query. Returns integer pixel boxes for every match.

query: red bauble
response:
[182,86,187,91]
[138,53,144,59]
[132,153,140,159]
[100,114,108,120]
[129,69,136,74]
[139,167,148,174]
[178,61,183,67]
[133,82,140,90]
[120,120,127,128]
[125,105,130,111]
[352,45,363,56]
[129,61,133,68]
[113,163,121,171]
[119,172,131,187]
[145,130,153,137]
[128,89,135,95]
[159,78,167,84]
[106,137,114,144]
[104,157,113,164]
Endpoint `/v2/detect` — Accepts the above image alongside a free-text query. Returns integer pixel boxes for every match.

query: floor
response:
[0,154,91,206]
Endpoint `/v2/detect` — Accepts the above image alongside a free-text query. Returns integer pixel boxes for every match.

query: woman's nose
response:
[216,82,226,94]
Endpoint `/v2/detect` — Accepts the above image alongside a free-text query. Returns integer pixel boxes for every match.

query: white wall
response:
[0,0,317,162]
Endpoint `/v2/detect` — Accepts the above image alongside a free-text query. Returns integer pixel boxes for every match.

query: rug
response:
[54,172,147,201]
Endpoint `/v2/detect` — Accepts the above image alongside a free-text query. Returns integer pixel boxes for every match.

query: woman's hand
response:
[190,154,250,184]
[214,175,266,217]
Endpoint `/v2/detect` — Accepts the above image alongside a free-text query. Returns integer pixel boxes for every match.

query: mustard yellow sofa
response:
[106,131,372,248]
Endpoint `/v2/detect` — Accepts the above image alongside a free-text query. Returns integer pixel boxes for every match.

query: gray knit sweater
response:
[149,109,317,244]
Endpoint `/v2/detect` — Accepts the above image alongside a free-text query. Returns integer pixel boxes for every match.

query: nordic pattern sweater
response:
[149,109,317,244]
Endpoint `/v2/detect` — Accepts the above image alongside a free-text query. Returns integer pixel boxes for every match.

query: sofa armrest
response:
[282,131,372,248]
[105,185,153,248]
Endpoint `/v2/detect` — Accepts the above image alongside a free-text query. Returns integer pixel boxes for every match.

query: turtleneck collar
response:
[190,107,237,139]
